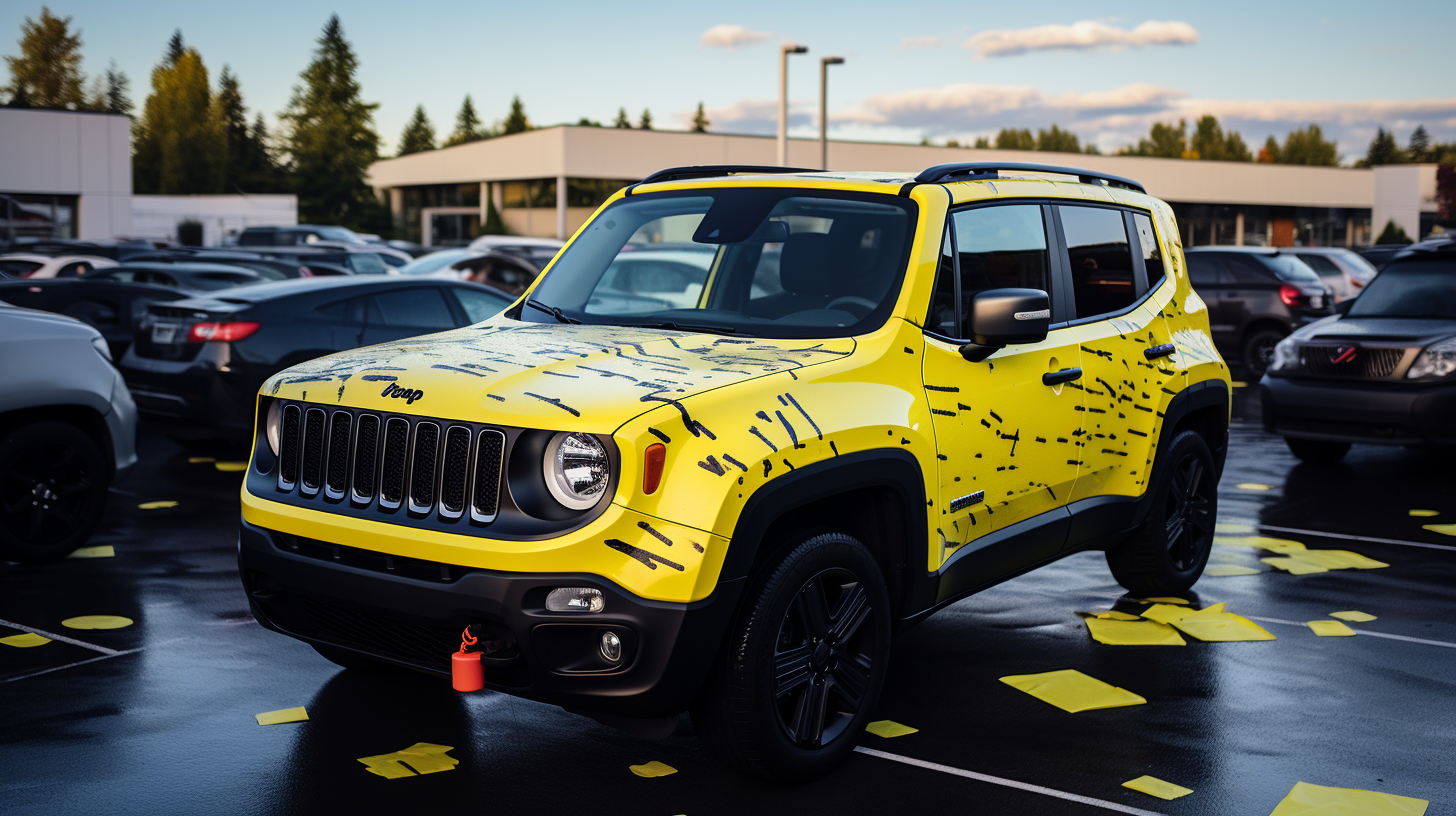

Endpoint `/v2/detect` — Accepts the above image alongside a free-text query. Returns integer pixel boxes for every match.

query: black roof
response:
[167,275,505,305]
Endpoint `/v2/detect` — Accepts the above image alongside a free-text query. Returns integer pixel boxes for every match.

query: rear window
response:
[347,254,389,274]
[1259,254,1321,283]
[237,230,272,246]
[1346,258,1456,319]
[0,260,42,276]
[188,273,254,291]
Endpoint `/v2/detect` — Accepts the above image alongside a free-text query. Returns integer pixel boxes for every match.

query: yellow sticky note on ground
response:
[1290,550,1388,570]
[1422,523,1456,536]
[999,669,1146,713]
[1330,610,1376,622]
[138,500,178,510]
[1237,483,1272,491]
[255,706,309,725]
[188,456,215,464]
[1261,557,1328,575]
[629,761,678,778]
[1216,523,1255,534]
[214,461,248,472]
[1141,604,1197,624]
[358,743,458,779]
[1230,380,1248,388]
[1096,610,1142,621]
[68,545,114,559]
[1204,564,1261,577]
[1144,596,1189,605]
[1308,620,1356,637]
[1408,509,1438,517]
[1171,612,1276,642]
[61,615,132,630]
[1268,781,1428,815]
[1215,536,1305,553]
[1,633,52,648]
[1122,775,1193,800]
[1085,618,1186,646]
[865,720,919,738]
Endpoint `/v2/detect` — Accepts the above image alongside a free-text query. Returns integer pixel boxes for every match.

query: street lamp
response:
[778,43,808,166]
[820,56,844,170]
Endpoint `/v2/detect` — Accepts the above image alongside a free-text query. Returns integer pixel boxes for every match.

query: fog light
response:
[546,587,605,613]
[600,631,622,662]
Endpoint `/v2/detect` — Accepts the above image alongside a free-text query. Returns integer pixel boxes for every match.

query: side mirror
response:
[959,288,1051,362]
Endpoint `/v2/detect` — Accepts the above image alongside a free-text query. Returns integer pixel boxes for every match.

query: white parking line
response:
[854,747,1165,816]
[1245,616,1456,649]
[0,648,143,684]
[1218,519,1456,553]
[0,618,122,655]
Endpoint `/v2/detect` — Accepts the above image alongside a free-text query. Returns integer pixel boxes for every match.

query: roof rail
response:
[914,162,1146,194]
[635,165,818,187]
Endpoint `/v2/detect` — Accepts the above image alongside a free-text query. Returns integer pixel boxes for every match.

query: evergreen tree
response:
[576,117,603,127]
[1121,120,1188,158]
[444,95,484,146]
[398,105,436,155]
[973,136,990,149]
[133,46,222,194]
[502,95,530,135]
[613,107,631,128]
[242,114,286,191]
[1258,135,1280,163]
[1279,124,1338,166]
[691,102,709,133]
[280,16,384,231]
[1375,220,1411,245]
[1189,115,1253,161]
[1036,124,1079,153]
[1407,125,1431,163]
[638,108,653,130]
[994,128,1035,150]
[1083,143,1103,155]
[1363,127,1403,166]
[165,30,184,65]
[4,7,88,109]
[101,60,131,114]
[213,66,251,192]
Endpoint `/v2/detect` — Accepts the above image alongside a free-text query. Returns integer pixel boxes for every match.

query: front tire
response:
[1285,437,1350,464]
[1106,430,1217,596]
[692,532,890,783]
[1242,328,1285,381]
[0,421,109,563]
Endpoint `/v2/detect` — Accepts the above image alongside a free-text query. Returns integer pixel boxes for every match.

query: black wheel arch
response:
[0,404,116,484]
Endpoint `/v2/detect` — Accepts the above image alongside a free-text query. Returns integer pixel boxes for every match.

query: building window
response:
[501,179,557,209]
[1,193,78,244]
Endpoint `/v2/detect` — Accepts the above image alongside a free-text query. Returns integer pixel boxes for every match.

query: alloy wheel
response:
[771,567,878,749]
[0,441,93,546]
[1164,453,1213,570]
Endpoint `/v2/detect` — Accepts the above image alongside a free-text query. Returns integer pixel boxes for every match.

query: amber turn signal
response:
[643,443,666,494]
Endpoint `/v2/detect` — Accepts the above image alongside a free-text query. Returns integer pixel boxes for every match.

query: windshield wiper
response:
[524,298,580,324]
[636,320,739,336]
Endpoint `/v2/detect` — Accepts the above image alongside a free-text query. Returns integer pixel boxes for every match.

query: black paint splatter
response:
[637,521,674,546]
[749,426,778,452]
[774,411,798,445]
[698,456,726,476]
[605,539,684,571]
[648,428,671,444]
[524,392,581,416]
[722,453,748,472]
[783,393,822,440]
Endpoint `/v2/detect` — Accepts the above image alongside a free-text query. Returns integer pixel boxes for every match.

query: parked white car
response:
[1287,247,1380,302]
[0,253,117,280]
[465,235,564,269]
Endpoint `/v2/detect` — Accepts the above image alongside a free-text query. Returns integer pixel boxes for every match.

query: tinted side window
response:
[1132,213,1164,291]
[1059,205,1136,319]
[316,296,368,324]
[951,204,1049,335]
[1185,254,1221,287]
[926,227,957,335]
[372,287,455,330]
[453,288,510,323]
[1227,255,1273,285]
[237,230,270,246]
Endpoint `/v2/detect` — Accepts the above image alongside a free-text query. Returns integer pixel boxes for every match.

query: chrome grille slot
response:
[325,411,352,499]
[409,422,440,513]
[351,414,379,502]
[300,408,327,495]
[379,417,410,509]
[472,429,506,522]
[278,404,301,489]
[439,426,471,518]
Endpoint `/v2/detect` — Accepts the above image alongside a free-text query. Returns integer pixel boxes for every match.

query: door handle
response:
[1042,367,1083,386]
[1144,343,1176,360]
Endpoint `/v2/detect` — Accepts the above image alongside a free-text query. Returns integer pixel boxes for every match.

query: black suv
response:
[1185,247,1333,379]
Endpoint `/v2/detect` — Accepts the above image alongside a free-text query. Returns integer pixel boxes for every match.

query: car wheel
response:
[691,532,890,783]
[1285,437,1350,464]
[0,421,109,563]
[1242,328,1285,381]
[1106,430,1216,596]
[312,643,411,674]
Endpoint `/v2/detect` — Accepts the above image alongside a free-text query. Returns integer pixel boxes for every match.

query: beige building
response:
[366,125,1444,248]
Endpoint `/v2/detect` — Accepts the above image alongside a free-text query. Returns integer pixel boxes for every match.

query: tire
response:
[691,532,891,783]
[312,643,410,674]
[1241,327,1286,381]
[1285,437,1350,464]
[0,421,110,563]
[1106,430,1217,596]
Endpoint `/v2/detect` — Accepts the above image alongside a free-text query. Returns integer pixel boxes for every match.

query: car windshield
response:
[314,226,363,243]
[1346,258,1456,319]
[347,253,390,274]
[400,251,472,276]
[1262,254,1322,283]
[519,188,917,338]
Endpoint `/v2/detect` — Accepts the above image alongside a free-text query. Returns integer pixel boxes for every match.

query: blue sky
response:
[5,1,1453,160]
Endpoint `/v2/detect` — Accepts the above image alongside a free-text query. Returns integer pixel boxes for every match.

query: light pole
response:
[778,44,807,166]
[820,56,844,170]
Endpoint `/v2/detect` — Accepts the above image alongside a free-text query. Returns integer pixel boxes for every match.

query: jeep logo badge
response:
[381,383,424,404]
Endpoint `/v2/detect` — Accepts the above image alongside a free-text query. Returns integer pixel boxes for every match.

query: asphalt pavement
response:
[2,386,1453,815]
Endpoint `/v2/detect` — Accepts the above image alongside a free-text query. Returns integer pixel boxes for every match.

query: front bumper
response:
[1260,373,1456,445]
[239,519,741,717]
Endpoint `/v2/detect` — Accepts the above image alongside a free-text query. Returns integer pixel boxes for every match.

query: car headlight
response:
[1407,336,1456,380]
[1269,336,1300,373]
[90,336,112,362]
[265,401,282,455]
[543,431,610,510]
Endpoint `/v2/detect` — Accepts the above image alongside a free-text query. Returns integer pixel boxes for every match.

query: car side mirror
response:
[958,288,1051,362]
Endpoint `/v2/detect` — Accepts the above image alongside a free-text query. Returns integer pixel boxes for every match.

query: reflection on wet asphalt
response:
[2,385,1452,814]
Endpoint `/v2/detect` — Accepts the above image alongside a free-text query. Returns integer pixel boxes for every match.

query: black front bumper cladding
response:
[1261,374,1456,445]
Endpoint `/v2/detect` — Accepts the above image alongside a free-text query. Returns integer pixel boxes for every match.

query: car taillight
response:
[1278,284,1308,307]
[188,322,260,342]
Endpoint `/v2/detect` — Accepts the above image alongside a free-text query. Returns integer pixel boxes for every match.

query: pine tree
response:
[4,7,88,109]
[444,95,483,146]
[1375,220,1411,245]
[133,45,223,194]
[101,60,131,114]
[1407,126,1431,163]
[1121,120,1187,158]
[994,128,1035,150]
[613,107,631,128]
[1189,115,1253,162]
[280,15,384,231]
[214,66,251,192]
[398,105,436,155]
[165,30,184,65]
[242,114,285,192]
[502,95,530,135]
[638,108,653,130]
[1363,127,1403,166]
[1279,124,1338,167]
[1258,135,1280,163]
[691,102,709,133]
[1036,124,1079,153]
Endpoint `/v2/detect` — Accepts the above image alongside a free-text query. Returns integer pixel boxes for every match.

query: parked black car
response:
[118,277,515,444]
[1184,247,1334,379]
[1356,244,1409,270]
[0,262,266,358]
[1,238,157,260]
[126,249,316,279]
[1261,242,1456,463]
[235,226,412,266]
[242,247,394,275]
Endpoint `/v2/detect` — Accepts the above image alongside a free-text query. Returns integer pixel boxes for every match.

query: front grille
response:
[325,412,351,498]
[473,432,505,521]
[380,418,409,507]
[409,423,440,512]
[299,594,460,672]
[1300,345,1408,379]
[352,415,379,502]
[301,408,326,494]
[279,405,301,487]
[440,427,471,517]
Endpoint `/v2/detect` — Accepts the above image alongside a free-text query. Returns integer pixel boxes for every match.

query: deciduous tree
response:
[994,128,1034,150]
[1278,124,1338,167]
[398,105,436,155]
[1036,124,1080,153]
[133,42,223,194]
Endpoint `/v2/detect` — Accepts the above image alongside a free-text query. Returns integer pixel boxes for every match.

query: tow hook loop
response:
[452,626,484,692]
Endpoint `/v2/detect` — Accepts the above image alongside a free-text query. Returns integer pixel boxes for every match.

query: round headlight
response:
[265,401,282,455]
[543,432,610,510]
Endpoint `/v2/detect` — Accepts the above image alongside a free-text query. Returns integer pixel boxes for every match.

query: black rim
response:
[1164,453,1213,570]
[0,440,94,546]
[772,567,877,749]
[1251,338,1278,372]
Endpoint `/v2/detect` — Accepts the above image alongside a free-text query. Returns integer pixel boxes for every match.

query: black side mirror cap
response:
[959,288,1051,362]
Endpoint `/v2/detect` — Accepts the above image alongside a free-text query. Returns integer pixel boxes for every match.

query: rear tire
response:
[1242,328,1285,381]
[0,421,109,563]
[691,532,890,783]
[1285,437,1350,464]
[1106,430,1216,596]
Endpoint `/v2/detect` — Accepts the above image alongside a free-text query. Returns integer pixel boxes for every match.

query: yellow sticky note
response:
[61,615,132,630]
[138,500,178,510]
[1290,550,1389,570]
[1,633,52,648]
[188,456,215,464]
[1261,557,1329,575]
[1408,509,1438,517]
[1237,483,1272,491]
[1122,775,1194,800]
[1085,618,1186,646]
[1096,611,1142,621]
[1330,610,1377,622]
[1141,604,1197,624]
[1171,612,1276,642]
[1214,536,1305,552]
[629,761,678,778]
[1268,781,1428,815]
[68,545,115,559]
[999,669,1146,713]
[214,461,248,472]
[1215,523,1255,534]
[1200,602,1228,614]
[1204,564,1261,577]
[1144,596,1189,605]
[1422,523,1456,536]
[1308,620,1356,637]
[865,720,919,738]
[1230,381,1248,388]
[255,706,309,725]
[358,743,458,779]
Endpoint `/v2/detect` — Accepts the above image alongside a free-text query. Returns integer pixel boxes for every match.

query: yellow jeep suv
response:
[239,162,1230,781]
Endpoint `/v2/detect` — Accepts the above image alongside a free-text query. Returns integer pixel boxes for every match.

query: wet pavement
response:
[2,385,1453,815]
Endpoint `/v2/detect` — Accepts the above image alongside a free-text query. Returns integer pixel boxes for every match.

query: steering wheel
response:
[825,296,877,318]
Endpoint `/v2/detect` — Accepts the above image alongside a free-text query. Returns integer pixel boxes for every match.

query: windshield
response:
[347,253,390,274]
[1346,258,1456,319]
[314,226,363,243]
[400,250,472,276]
[519,189,917,338]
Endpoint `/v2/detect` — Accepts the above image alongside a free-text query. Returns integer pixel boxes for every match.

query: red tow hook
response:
[452,626,484,692]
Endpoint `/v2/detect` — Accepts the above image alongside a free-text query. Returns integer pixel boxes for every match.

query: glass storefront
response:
[1168,202,1370,248]
[1,193,79,245]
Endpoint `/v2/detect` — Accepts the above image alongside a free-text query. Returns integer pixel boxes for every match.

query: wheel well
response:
[0,405,115,482]
[1169,398,1229,480]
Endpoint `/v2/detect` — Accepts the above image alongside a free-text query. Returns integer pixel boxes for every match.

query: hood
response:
[1296,316,1456,346]
[262,318,856,431]
[0,301,101,340]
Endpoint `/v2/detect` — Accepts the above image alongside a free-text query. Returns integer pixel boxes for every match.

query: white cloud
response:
[700,24,773,49]
[689,99,814,134]
[964,20,1199,59]
[836,83,1186,129]
[897,36,944,51]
